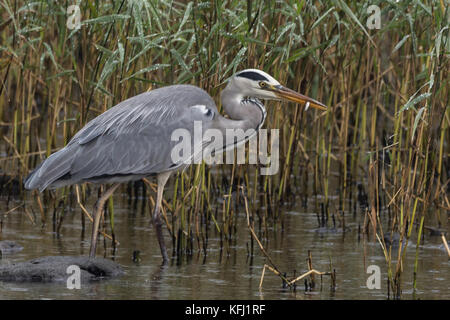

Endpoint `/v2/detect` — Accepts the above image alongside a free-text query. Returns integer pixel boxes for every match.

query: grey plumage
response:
[25,85,219,191]
[23,69,327,261]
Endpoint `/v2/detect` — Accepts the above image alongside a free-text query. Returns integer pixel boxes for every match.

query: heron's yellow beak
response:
[271,85,327,111]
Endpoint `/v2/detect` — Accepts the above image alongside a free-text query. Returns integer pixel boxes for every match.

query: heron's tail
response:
[24,146,74,192]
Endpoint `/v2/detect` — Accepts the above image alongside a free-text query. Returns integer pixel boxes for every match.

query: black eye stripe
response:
[236,71,269,81]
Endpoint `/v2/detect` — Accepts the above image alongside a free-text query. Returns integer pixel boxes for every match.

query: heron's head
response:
[228,69,327,111]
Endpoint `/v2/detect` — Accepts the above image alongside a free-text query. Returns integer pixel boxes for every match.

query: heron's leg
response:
[154,172,171,263]
[89,183,120,258]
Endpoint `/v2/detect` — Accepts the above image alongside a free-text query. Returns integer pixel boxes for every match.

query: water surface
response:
[0,189,448,300]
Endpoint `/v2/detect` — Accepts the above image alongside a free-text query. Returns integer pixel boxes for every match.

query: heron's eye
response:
[259,81,267,88]
[206,109,213,117]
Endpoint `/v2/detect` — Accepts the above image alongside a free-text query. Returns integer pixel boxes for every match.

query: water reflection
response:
[0,190,448,300]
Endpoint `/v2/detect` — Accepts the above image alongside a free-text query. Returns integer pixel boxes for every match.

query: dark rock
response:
[0,256,124,283]
[426,227,446,237]
[0,240,23,254]
[383,232,407,249]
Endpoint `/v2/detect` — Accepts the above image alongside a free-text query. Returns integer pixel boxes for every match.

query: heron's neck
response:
[220,86,266,131]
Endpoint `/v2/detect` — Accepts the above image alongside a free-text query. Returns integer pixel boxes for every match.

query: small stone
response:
[0,240,24,254]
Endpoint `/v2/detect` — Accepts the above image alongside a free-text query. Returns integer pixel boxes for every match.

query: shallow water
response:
[0,189,448,300]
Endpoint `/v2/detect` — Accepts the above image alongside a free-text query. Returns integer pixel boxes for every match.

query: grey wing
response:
[24,85,218,191]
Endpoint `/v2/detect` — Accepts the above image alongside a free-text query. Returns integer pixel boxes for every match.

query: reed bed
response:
[0,0,448,298]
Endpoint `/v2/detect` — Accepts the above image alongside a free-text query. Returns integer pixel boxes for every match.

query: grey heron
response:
[24,69,327,263]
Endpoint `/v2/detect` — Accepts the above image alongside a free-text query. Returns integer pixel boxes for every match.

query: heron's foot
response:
[89,204,105,258]
[153,212,169,264]
[89,230,99,258]
[89,184,121,259]
[160,249,169,265]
